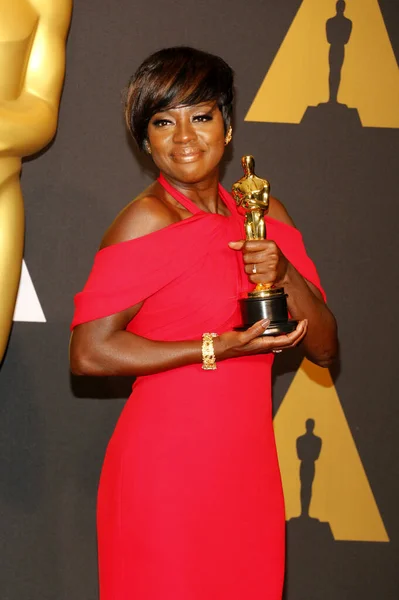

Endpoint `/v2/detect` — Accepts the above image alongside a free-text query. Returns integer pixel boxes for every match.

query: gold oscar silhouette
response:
[232,156,297,336]
[0,0,73,362]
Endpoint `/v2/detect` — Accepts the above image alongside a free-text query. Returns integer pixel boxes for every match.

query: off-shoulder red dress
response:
[71,175,324,600]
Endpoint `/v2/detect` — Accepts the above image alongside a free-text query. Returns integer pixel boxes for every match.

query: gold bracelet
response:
[201,332,217,370]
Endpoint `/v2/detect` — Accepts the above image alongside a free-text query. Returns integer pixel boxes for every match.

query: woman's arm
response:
[276,265,337,367]
[70,303,200,377]
[69,303,309,377]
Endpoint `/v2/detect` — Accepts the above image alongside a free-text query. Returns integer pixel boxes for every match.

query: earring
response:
[144,140,152,154]
[224,126,233,146]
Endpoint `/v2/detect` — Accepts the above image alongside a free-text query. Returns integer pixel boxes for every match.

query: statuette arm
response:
[0,0,72,156]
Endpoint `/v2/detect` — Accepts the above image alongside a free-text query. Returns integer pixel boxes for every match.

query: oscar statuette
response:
[232,155,297,336]
[0,0,72,362]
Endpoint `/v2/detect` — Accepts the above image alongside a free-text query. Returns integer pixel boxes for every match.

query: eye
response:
[193,114,213,123]
[151,118,172,127]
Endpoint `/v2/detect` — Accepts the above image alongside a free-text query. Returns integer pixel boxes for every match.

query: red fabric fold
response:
[71,184,325,335]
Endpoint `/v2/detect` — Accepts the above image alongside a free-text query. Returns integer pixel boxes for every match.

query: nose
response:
[173,118,197,144]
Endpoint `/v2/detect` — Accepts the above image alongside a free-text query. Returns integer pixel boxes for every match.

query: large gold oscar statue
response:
[0,0,73,362]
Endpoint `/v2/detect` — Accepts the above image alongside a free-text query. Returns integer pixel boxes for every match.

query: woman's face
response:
[146,101,226,185]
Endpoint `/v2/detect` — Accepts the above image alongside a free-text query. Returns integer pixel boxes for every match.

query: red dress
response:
[71,175,324,600]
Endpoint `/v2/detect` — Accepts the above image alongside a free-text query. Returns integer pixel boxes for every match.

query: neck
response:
[0,157,22,180]
[161,170,221,214]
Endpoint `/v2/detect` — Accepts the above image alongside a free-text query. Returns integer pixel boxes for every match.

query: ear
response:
[143,140,152,155]
[224,126,233,146]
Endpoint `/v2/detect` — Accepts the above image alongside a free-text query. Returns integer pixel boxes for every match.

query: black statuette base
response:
[235,289,297,337]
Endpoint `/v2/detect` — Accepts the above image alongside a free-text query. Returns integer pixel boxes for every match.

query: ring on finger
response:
[273,349,283,354]
[252,264,257,274]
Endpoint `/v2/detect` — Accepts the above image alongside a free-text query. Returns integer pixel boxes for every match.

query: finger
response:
[248,275,276,287]
[248,270,277,285]
[284,320,307,344]
[244,262,264,275]
[242,249,271,264]
[243,240,278,252]
[238,318,270,343]
[244,262,276,275]
[270,320,308,349]
[273,328,306,352]
[228,240,245,250]
[265,321,307,349]
[289,320,308,346]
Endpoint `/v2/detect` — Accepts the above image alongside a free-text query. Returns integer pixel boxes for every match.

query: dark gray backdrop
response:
[1,1,398,598]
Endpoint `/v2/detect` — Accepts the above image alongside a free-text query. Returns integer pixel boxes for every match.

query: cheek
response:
[147,128,171,150]
[202,120,225,147]
[205,129,225,150]
[213,137,226,159]
[148,143,173,167]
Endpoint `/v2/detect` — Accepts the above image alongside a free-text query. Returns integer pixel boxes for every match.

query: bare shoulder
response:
[100,183,179,249]
[268,195,296,228]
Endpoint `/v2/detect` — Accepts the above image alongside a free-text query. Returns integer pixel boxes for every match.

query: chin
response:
[178,170,216,185]
[164,162,218,184]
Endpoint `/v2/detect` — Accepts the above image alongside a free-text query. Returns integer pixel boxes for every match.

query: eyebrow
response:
[153,102,217,116]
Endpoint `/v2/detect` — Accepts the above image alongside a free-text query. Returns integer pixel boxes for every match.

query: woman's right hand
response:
[214,319,308,361]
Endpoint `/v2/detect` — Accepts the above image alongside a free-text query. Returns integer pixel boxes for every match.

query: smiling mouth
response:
[171,149,203,162]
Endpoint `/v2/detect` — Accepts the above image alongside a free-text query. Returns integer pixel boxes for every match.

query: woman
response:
[70,47,337,600]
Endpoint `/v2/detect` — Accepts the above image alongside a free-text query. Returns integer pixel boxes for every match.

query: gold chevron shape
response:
[274,358,389,542]
[246,0,399,128]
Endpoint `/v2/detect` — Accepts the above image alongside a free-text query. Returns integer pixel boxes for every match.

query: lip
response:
[171,148,203,162]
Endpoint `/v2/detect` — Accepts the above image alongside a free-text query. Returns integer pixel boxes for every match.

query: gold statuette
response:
[232,155,273,296]
[232,155,297,336]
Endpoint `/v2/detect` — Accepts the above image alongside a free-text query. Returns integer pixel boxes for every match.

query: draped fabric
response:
[71,175,325,600]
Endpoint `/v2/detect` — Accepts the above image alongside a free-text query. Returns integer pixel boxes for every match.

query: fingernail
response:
[261,318,270,328]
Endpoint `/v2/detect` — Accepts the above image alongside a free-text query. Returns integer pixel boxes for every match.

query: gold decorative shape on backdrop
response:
[274,358,389,542]
[246,0,399,128]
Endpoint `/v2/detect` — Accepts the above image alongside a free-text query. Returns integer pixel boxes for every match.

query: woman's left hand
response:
[229,239,288,287]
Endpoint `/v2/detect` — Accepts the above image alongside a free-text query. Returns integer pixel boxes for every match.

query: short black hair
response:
[124,46,234,150]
